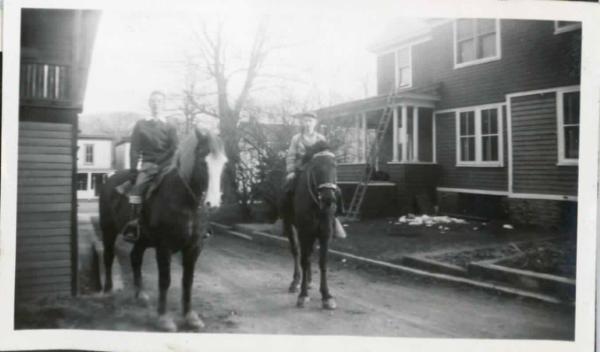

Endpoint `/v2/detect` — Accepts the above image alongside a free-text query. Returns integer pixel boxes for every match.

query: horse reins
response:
[306,151,339,208]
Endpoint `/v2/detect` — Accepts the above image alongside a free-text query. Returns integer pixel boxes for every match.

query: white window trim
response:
[454,103,504,167]
[453,19,502,69]
[556,86,580,166]
[394,45,413,89]
[554,21,581,35]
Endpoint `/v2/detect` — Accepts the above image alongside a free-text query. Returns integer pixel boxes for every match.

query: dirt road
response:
[16,233,574,339]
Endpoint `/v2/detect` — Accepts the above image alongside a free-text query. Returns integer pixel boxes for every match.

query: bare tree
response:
[177,18,273,204]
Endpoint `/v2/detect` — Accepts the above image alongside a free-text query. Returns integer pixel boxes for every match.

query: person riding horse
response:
[121,90,179,242]
[282,111,346,239]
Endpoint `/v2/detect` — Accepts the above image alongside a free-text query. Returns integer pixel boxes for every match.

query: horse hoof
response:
[322,297,337,310]
[136,291,150,307]
[158,314,177,332]
[296,296,310,308]
[288,282,300,293]
[184,311,205,330]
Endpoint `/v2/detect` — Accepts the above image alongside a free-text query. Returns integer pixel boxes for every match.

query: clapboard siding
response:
[16,259,71,270]
[18,154,72,163]
[16,121,74,300]
[18,194,72,203]
[379,20,580,109]
[338,164,367,182]
[19,162,73,170]
[511,93,578,195]
[17,220,71,229]
[19,129,73,140]
[17,170,73,178]
[18,177,72,186]
[435,112,509,191]
[19,137,73,147]
[16,266,72,279]
[20,121,73,131]
[18,185,72,195]
[19,146,73,155]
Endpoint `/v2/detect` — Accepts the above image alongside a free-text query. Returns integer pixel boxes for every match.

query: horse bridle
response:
[306,151,339,209]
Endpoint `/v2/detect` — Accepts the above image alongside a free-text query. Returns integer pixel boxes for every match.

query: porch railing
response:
[20,62,70,103]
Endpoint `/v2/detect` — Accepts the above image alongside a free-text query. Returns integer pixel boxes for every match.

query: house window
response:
[85,144,94,164]
[459,111,476,162]
[558,89,580,164]
[454,19,500,68]
[395,47,412,88]
[456,104,503,167]
[554,21,581,34]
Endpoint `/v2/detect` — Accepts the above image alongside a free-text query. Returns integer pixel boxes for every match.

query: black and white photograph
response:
[1,1,599,351]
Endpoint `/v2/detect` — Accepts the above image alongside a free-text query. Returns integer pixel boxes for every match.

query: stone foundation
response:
[507,198,577,231]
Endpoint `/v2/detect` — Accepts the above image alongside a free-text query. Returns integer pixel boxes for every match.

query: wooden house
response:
[318,19,580,228]
[16,9,101,300]
[76,134,114,199]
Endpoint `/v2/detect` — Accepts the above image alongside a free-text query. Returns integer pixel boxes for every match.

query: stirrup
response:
[121,219,140,243]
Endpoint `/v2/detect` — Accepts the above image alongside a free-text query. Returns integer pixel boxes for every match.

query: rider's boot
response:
[333,217,347,239]
[121,203,141,243]
[333,188,347,239]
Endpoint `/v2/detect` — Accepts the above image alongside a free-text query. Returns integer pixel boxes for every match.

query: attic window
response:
[395,47,412,88]
[454,19,501,68]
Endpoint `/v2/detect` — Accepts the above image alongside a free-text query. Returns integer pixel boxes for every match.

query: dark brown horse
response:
[99,127,227,332]
[282,142,339,310]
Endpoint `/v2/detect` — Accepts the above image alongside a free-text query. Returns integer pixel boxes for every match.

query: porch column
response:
[87,172,92,197]
[361,112,367,162]
[414,106,419,162]
[401,105,408,162]
[392,106,398,162]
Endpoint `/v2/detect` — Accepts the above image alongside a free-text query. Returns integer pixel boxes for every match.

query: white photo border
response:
[1,0,599,351]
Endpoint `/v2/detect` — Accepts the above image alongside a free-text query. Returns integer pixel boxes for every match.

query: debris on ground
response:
[395,214,468,227]
[503,224,514,230]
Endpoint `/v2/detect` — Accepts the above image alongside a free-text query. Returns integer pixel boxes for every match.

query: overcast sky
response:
[83,8,424,116]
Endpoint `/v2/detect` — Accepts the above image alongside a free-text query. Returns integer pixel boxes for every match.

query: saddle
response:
[114,162,173,201]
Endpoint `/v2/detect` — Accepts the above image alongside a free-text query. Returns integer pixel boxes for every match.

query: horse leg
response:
[181,244,204,330]
[319,236,336,310]
[102,230,116,294]
[155,246,176,332]
[287,224,301,293]
[296,236,315,308]
[130,242,149,306]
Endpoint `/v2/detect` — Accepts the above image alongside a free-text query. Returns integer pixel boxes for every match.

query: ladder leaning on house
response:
[344,89,397,221]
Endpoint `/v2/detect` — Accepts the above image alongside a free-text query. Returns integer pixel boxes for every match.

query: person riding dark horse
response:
[121,90,179,242]
[281,111,346,240]
[100,126,227,332]
[282,139,341,309]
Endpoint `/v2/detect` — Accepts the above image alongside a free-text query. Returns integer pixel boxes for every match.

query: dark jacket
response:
[129,119,178,170]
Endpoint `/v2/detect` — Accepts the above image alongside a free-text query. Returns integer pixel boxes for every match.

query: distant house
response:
[76,134,114,199]
[317,18,580,228]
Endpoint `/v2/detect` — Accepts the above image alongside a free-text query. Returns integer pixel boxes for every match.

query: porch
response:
[317,87,441,216]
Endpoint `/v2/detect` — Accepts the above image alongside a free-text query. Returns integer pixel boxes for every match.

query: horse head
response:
[305,141,338,215]
[176,127,227,209]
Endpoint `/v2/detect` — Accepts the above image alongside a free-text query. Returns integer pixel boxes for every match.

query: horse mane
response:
[302,140,333,164]
[171,128,226,183]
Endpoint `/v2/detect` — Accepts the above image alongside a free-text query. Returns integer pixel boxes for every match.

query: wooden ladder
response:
[344,89,397,221]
